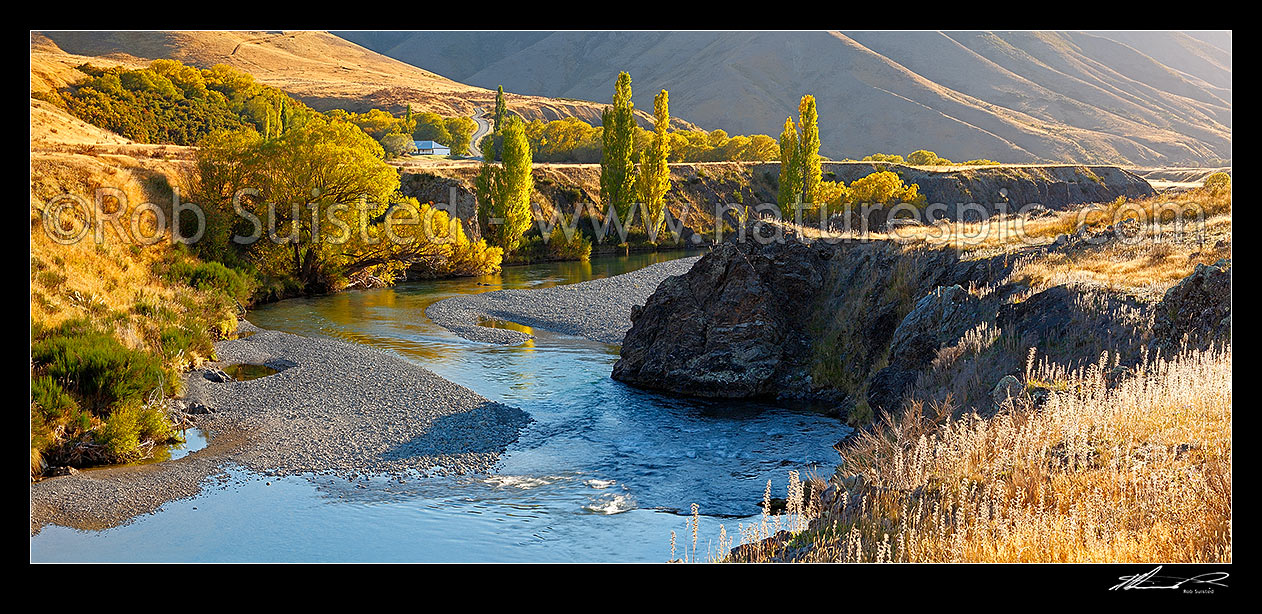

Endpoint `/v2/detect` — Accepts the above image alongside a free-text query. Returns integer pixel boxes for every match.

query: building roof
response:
[414,140,450,149]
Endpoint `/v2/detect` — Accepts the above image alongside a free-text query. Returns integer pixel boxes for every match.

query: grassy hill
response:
[32,31,697,130]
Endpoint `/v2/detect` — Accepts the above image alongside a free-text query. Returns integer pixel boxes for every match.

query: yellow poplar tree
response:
[798,95,821,208]
[637,89,672,239]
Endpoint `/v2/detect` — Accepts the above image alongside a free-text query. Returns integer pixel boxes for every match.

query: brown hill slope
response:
[32,31,696,129]
[341,30,1231,166]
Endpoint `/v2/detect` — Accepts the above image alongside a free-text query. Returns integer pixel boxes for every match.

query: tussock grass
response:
[708,344,1231,563]
[784,188,1231,296]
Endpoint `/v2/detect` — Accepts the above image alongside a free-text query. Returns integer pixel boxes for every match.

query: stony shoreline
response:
[30,321,531,534]
[425,256,702,345]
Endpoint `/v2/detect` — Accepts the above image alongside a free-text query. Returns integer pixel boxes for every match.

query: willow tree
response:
[636,89,671,239]
[777,117,802,210]
[476,116,534,253]
[188,118,499,291]
[797,95,821,208]
[600,71,637,227]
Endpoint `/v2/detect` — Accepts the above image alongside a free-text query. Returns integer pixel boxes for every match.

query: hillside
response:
[31,31,697,130]
[341,30,1232,166]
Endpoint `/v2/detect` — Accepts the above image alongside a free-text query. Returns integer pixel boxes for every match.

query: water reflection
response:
[221,364,280,381]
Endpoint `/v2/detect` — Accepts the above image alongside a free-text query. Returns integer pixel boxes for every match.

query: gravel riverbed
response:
[30,320,530,533]
[426,256,702,344]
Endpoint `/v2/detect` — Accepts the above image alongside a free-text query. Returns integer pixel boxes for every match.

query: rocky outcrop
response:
[1152,259,1232,352]
[400,162,1157,240]
[866,285,983,411]
[614,233,1221,419]
[612,235,990,406]
[814,162,1156,215]
[611,238,833,398]
[398,172,481,241]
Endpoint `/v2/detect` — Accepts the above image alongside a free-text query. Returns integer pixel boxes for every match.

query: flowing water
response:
[31,251,851,562]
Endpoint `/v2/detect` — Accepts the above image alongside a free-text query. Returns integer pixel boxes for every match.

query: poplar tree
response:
[476,116,533,253]
[797,95,821,208]
[494,85,507,133]
[778,117,802,210]
[600,72,637,228]
[636,89,672,239]
[481,85,509,161]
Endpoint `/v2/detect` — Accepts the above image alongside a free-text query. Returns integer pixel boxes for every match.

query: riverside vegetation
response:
[471,72,934,262]
[31,59,503,476]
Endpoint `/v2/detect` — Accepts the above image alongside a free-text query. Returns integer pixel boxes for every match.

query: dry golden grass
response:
[31,31,690,129]
[785,188,1231,296]
[30,151,233,362]
[714,343,1231,563]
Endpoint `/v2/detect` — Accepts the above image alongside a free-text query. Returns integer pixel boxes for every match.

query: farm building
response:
[413,140,451,156]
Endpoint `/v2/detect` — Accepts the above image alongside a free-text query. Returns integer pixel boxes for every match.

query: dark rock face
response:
[398,173,480,241]
[867,285,983,412]
[1153,259,1232,352]
[613,236,981,404]
[612,238,831,398]
[613,234,1227,418]
[889,285,981,370]
[816,163,1157,213]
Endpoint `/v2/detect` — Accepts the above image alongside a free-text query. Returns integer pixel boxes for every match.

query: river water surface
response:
[31,252,850,562]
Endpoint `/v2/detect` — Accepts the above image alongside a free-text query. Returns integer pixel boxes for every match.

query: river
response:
[31,251,850,562]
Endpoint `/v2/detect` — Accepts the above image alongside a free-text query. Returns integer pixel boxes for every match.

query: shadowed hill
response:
[340,30,1230,166]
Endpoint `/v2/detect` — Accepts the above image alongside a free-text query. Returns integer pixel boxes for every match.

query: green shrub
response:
[188,261,255,304]
[31,375,78,421]
[907,150,952,166]
[97,404,142,462]
[32,323,164,413]
[96,403,175,464]
[159,323,213,360]
[546,226,592,261]
[862,153,905,164]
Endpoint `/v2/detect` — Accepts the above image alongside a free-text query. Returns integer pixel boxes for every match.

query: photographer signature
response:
[1110,566,1229,591]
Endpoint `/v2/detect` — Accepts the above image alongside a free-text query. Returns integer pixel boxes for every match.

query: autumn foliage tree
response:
[797,95,821,207]
[494,85,507,133]
[907,149,953,166]
[636,89,672,239]
[187,117,500,292]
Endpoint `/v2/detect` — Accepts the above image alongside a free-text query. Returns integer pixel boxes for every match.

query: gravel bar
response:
[30,320,531,533]
[426,256,702,344]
